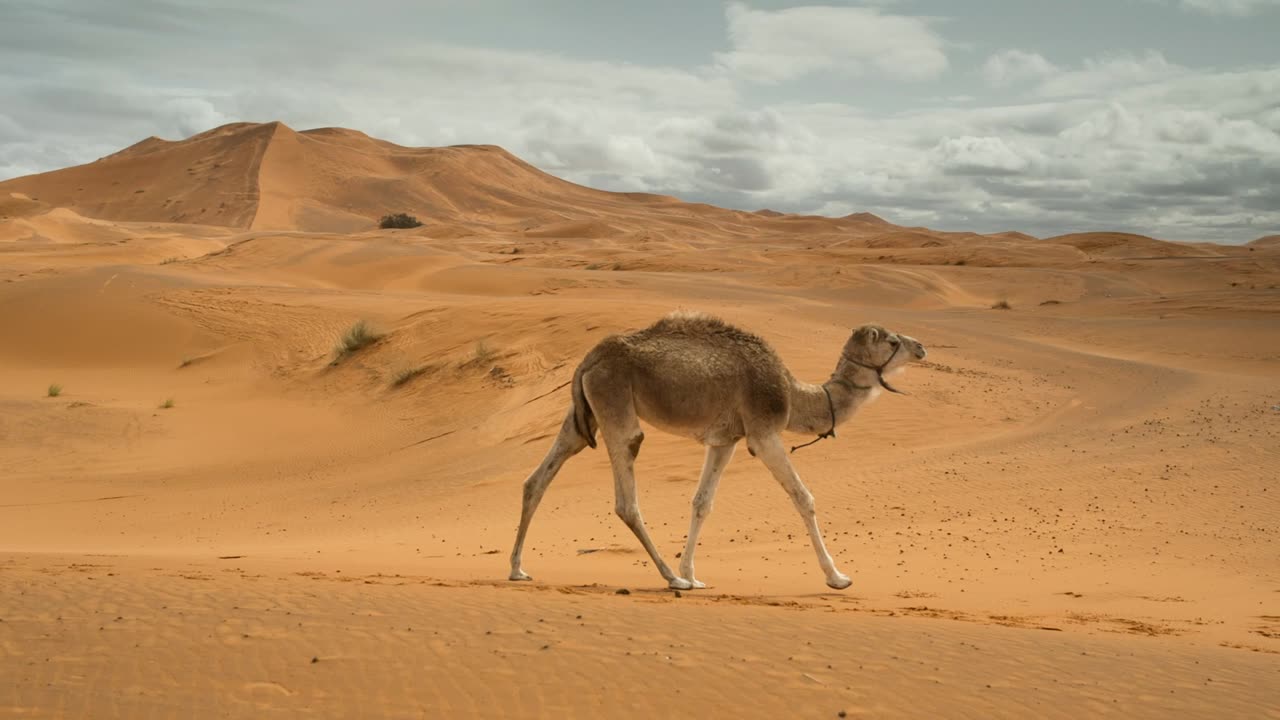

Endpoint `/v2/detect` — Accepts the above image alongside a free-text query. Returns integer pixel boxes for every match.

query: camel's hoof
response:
[826,574,852,590]
[668,577,694,591]
[687,578,707,590]
[509,570,532,581]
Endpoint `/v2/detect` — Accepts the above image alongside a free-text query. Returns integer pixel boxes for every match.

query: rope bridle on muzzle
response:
[841,341,908,396]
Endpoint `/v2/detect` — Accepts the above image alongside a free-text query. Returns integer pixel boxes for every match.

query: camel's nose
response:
[914,343,927,359]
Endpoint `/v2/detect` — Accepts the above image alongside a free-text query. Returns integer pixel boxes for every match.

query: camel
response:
[508,311,926,590]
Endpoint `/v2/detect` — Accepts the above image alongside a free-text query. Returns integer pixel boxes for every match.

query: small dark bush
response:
[991,299,1012,310]
[379,213,423,229]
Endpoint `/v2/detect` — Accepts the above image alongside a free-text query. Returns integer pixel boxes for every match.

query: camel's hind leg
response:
[678,443,736,589]
[589,387,691,590]
[750,432,851,590]
[509,409,589,581]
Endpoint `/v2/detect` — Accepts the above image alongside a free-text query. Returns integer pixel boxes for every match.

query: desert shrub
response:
[390,365,428,388]
[160,398,175,409]
[333,320,383,360]
[47,383,62,397]
[379,213,423,229]
[473,340,495,365]
[991,299,1012,310]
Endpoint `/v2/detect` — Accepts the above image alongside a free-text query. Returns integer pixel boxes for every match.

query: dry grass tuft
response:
[333,320,383,361]
[390,365,428,388]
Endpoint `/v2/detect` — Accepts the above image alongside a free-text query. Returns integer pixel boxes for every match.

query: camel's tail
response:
[570,362,598,449]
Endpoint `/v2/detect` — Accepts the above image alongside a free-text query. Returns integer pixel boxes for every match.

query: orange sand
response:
[2,122,1278,718]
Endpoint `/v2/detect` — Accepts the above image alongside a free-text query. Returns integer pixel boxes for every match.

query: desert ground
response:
[2,122,1278,718]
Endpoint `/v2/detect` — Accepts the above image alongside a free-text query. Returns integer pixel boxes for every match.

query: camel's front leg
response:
[750,433,851,590]
[679,443,736,588]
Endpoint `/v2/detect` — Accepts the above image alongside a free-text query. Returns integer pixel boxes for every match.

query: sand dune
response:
[0,124,271,227]
[1045,231,1226,259]
[1,124,1278,718]
[3,122,751,235]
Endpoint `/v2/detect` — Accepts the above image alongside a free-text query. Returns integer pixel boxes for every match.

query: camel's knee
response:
[691,492,714,519]
[521,476,543,504]
[789,488,815,515]
[615,500,640,526]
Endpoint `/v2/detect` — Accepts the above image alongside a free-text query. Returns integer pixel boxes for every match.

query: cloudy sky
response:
[3,0,1278,243]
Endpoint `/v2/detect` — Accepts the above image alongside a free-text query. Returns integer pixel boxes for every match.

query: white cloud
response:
[162,97,229,138]
[1164,0,1280,14]
[1058,103,1144,145]
[715,2,948,83]
[1037,50,1184,97]
[983,50,1058,87]
[932,135,1040,175]
[766,57,1280,241]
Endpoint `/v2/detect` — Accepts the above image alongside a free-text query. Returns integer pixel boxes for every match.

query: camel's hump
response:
[633,311,776,352]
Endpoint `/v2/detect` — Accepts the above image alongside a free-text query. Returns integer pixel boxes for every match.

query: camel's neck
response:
[785,360,883,436]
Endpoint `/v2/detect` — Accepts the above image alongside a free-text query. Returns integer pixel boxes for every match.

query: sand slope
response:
[3,122,736,234]
[0,124,273,227]
[1,124,1278,718]
[4,554,1277,719]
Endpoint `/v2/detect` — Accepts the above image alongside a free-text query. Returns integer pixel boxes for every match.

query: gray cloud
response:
[983,50,1058,87]
[1155,0,1280,14]
[715,2,948,82]
[693,155,775,192]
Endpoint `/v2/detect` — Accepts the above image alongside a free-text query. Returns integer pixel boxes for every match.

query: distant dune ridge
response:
[5,120,1269,257]
[1,121,697,234]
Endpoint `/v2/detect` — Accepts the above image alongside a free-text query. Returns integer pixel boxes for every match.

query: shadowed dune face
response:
[1,123,1278,718]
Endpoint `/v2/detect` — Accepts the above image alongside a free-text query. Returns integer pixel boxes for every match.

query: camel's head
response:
[845,324,926,375]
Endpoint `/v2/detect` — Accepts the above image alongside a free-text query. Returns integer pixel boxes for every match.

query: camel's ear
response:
[853,325,882,346]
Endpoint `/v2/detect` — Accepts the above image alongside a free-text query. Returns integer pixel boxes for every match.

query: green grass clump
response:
[47,383,62,398]
[160,398,175,409]
[333,320,383,361]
